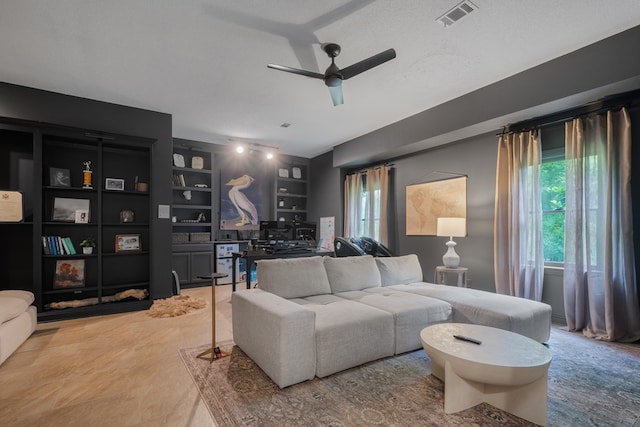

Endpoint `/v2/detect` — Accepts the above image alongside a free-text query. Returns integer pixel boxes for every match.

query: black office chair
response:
[334,237,366,257]
[353,236,394,257]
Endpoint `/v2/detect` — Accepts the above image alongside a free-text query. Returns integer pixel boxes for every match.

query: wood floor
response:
[0,285,236,427]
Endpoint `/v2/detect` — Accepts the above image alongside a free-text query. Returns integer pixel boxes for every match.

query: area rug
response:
[147,294,207,318]
[179,329,640,427]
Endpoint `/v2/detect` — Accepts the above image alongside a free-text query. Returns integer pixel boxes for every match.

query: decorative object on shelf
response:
[45,288,148,309]
[191,156,204,169]
[49,167,70,187]
[79,236,96,254]
[279,187,287,193]
[115,234,141,252]
[52,197,90,222]
[278,198,285,207]
[74,209,89,223]
[183,190,192,201]
[173,153,185,167]
[406,175,467,236]
[292,167,302,179]
[278,168,289,178]
[53,259,85,289]
[0,191,23,222]
[82,161,93,189]
[194,183,208,188]
[135,175,149,192]
[105,177,125,191]
[196,212,207,222]
[120,209,135,223]
[436,217,466,267]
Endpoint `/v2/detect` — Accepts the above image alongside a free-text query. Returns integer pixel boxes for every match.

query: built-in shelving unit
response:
[1,122,155,320]
[275,159,309,223]
[171,142,215,287]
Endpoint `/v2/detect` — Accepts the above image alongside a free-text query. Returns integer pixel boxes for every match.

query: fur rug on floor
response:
[148,294,207,318]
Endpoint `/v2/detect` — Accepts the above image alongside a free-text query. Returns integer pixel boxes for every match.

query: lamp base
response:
[442,240,460,268]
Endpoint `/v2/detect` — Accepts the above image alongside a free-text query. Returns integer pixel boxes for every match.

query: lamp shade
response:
[436,217,466,238]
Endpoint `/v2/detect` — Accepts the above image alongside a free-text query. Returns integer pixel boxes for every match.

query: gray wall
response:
[309,151,343,233]
[309,25,640,324]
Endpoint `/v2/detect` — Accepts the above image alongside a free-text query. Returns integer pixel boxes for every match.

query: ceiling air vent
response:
[436,0,478,27]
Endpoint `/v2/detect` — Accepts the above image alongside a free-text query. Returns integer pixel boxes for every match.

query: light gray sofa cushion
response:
[323,255,382,293]
[337,288,452,353]
[390,282,552,343]
[231,289,316,388]
[257,256,331,299]
[291,294,394,378]
[375,254,423,286]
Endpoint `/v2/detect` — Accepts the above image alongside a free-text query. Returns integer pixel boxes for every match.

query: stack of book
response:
[42,236,77,255]
[172,174,186,187]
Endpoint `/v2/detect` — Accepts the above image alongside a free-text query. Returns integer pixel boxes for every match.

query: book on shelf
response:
[172,174,187,187]
[42,236,77,255]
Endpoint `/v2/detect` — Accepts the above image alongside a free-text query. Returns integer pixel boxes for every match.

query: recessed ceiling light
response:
[236,145,245,154]
[280,122,291,128]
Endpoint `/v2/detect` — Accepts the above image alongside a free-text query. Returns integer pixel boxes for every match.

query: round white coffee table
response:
[420,323,552,426]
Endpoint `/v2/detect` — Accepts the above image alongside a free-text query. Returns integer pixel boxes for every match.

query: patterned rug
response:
[179,328,640,427]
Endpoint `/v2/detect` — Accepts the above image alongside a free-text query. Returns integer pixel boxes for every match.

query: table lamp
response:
[436,217,466,267]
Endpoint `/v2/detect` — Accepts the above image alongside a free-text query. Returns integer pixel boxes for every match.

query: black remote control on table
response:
[453,335,482,345]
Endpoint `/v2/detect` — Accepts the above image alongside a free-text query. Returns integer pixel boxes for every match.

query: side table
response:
[196,272,229,363]
[434,266,468,287]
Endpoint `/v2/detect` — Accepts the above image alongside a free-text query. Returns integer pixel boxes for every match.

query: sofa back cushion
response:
[257,256,331,299]
[324,255,382,293]
[375,254,423,286]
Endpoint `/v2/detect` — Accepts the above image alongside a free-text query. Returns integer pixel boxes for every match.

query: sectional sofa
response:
[0,290,37,366]
[232,254,551,388]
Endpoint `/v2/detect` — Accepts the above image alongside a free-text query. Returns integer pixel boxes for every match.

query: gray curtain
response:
[494,130,544,301]
[564,108,640,341]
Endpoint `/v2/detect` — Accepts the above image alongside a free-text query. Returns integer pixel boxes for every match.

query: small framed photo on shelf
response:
[74,209,89,223]
[52,198,90,222]
[115,234,141,252]
[53,259,85,289]
[278,168,289,178]
[173,153,185,168]
[119,209,135,223]
[49,167,71,187]
[105,178,125,191]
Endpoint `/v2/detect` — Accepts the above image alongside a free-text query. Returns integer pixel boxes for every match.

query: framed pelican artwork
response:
[220,169,262,230]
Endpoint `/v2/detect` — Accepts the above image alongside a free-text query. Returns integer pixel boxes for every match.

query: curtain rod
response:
[347,162,394,176]
[497,88,640,136]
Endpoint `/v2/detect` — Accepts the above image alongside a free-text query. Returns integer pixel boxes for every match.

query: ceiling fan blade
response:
[267,64,324,79]
[328,85,344,106]
[341,48,396,80]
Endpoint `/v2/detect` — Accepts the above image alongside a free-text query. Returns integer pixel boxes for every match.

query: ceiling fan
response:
[268,43,396,106]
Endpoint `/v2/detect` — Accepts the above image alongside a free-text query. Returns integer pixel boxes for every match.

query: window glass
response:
[541,148,565,263]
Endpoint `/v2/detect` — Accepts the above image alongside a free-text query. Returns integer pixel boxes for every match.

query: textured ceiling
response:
[1,1,640,158]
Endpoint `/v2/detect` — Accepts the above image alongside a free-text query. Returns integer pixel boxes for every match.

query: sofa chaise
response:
[232,254,551,388]
[0,290,37,366]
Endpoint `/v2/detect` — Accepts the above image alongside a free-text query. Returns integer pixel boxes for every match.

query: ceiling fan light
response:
[328,85,344,106]
[325,75,342,87]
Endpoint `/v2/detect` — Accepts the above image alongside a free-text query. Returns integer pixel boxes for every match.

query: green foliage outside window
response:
[541,157,566,262]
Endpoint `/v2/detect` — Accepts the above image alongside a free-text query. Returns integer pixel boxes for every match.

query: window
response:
[541,148,565,264]
[360,186,381,241]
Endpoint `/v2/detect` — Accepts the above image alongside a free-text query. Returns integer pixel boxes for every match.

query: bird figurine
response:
[225,175,259,226]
